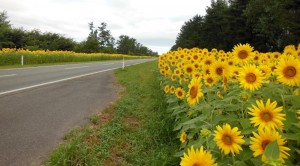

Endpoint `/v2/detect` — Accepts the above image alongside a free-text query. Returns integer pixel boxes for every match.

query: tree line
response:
[0,11,158,56]
[171,0,300,52]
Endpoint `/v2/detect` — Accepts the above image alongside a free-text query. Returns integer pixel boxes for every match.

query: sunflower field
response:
[0,48,149,66]
[158,44,300,166]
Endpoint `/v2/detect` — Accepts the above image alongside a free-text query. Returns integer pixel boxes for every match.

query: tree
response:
[0,11,14,48]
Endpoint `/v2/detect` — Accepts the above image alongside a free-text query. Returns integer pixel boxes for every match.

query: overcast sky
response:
[0,0,211,54]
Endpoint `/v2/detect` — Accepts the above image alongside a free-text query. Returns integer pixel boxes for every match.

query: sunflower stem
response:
[231,153,236,164]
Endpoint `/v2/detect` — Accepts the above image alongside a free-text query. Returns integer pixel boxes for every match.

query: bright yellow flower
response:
[186,77,203,106]
[275,57,300,86]
[164,85,170,93]
[175,87,186,100]
[239,64,263,91]
[232,43,254,64]
[210,61,230,79]
[180,146,217,166]
[248,99,285,130]
[250,128,290,163]
[180,132,187,143]
[204,74,217,87]
[184,63,195,77]
[214,123,245,155]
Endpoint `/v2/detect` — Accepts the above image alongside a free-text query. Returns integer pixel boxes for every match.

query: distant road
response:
[0,59,154,166]
[0,59,154,96]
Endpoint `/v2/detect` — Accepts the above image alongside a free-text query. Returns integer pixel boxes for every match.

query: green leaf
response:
[284,110,298,130]
[264,141,280,161]
[240,118,251,129]
[182,115,206,125]
[283,133,300,141]
[233,161,247,166]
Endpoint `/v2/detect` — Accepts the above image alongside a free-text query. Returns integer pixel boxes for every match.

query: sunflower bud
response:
[240,91,251,101]
[200,128,211,138]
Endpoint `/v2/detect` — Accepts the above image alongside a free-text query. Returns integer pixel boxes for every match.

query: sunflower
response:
[202,56,215,67]
[232,43,254,64]
[175,87,186,100]
[275,57,300,86]
[259,65,271,79]
[180,132,187,143]
[248,99,285,130]
[180,146,217,166]
[186,77,203,106]
[164,85,170,93]
[204,74,217,87]
[210,61,230,79]
[250,128,290,163]
[170,86,175,94]
[184,63,195,77]
[239,64,263,91]
[214,123,245,155]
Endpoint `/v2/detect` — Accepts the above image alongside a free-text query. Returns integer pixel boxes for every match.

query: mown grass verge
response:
[44,60,179,166]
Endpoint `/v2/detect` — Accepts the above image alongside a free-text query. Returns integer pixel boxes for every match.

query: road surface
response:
[0,59,154,165]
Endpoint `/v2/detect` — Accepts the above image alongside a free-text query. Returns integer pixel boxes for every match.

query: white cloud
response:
[0,0,211,54]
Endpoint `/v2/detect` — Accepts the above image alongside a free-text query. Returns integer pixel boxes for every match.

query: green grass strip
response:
[45,60,179,166]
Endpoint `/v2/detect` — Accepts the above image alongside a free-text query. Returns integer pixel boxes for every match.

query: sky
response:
[0,0,211,54]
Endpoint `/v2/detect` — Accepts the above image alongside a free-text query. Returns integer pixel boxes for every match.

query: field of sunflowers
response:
[0,48,148,66]
[158,44,300,166]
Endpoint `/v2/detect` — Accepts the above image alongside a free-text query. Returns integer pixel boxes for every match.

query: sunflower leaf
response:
[264,141,280,161]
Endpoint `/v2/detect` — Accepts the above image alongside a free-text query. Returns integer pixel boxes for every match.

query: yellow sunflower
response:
[202,56,216,67]
[250,128,290,164]
[232,43,254,64]
[210,61,230,79]
[248,99,285,130]
[180,132,187,143]
[175,87,186,100]
[214,123,245,155]
[170,86,175,94]
[164,85,170,93]
[239,64,263,91]
[275,57,300,86]
[204,74,217,87]
[180,146,217,166]
[184,63,195,77]
[186,77,203,106]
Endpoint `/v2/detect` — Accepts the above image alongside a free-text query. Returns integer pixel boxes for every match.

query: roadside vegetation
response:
[0,48,151,66]
[44,60,179,166]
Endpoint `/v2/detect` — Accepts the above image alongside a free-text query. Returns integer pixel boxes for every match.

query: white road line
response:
[0,74,17,78]
[64,66,89,70]
[102,63,115,65]
[0,60,153,96]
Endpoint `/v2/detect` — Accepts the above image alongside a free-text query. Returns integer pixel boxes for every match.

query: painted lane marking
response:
[0,74,17,78]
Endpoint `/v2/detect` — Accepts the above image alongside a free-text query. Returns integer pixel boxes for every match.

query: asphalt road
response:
[0,59,154,166]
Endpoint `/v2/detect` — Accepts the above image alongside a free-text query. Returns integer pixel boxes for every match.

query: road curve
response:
[0,59,154,165]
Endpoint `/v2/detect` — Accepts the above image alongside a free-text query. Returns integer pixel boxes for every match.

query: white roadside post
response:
[21,55,24,66]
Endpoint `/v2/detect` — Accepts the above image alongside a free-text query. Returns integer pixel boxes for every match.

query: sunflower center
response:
[216,67,223,76]
[177,91,183,97]
[283,66,296,78]
[205,60,211,65]
[192,163,201,166]
[238,50,249,59]
[207,78,213,83]
[228,61,233,65]
[205,69,210,75]
[190,86,198,99]
[193,55,198,60]
[245,73,256,83]
[260,111,273,122]
[222,134,233,145]
[261,140,271,150]
[186,67,193,73]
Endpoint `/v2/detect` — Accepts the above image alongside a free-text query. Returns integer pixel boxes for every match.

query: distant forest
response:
[172,0,300,52]
[0,11,158,56]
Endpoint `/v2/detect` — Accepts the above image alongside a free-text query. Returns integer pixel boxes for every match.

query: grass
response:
[44,60,179,166]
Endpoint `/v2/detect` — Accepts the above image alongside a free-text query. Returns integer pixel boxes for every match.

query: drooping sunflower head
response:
[232,43,254,63]
[186,77,203,106]
[239,64,263,91]
[175,87,186,100]
[214,123,245,155]
[275,57,300,86]
[248,99,285,130]
[180,146,217,166]
[249,128,290,164]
